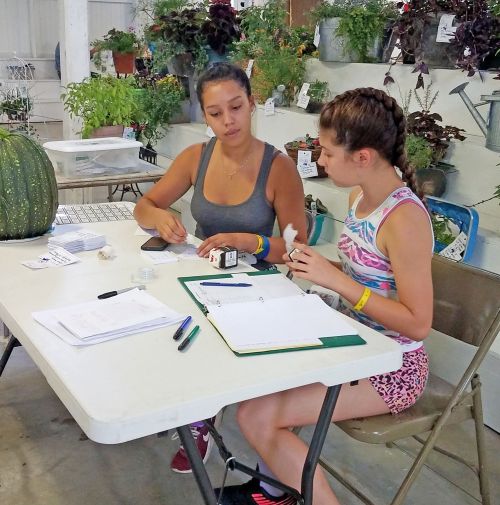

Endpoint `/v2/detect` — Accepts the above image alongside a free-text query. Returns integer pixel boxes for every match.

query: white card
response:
[22,247,81,269]
[122,126,135,140]
[297,93,310,109]
[264,97,275,116]
[439,231,467,260]
[245,59,254,78]
[298,83,310,96]
[436,14,456,43]
[314,24,320,47]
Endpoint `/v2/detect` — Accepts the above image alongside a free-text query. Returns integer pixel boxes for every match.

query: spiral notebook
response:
[178,271,365,356]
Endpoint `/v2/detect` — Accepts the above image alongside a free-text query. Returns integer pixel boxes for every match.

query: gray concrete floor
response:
[1,336,499,505]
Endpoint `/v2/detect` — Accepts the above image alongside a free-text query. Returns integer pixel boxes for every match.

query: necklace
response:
[221,142,254,180]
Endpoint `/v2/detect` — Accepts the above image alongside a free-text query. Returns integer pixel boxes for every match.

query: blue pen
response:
[178,325,200,351]
[200,282,253,287]
[173,316,192,341]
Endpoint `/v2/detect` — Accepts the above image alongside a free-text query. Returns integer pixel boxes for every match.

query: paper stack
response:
[48,229,106,252]
[32,288,184,346]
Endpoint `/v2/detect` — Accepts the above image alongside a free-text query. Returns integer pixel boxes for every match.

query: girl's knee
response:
[237,398,275,445]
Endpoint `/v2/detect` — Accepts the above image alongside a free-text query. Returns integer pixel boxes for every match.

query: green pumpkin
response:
[0,128,58,240]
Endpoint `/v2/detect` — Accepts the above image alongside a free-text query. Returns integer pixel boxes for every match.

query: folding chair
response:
[320,255,500,505]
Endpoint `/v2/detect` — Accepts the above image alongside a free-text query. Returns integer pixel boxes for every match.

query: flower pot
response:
[415,167,447,197]
[305,101,325,114]
[112,52,135,75]
[420,13,458,68]
[285,142,328,179]
[90,125,124,139]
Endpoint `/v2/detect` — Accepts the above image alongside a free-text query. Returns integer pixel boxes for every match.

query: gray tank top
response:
[191,137,277,240]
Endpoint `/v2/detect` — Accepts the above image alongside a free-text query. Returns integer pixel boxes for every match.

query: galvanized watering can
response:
[449,82,500,152]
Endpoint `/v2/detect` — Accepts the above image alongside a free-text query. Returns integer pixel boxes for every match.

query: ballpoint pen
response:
[173,315,192,341]
[177,325,200,351]
[97,285,146,299]
[200,282,253,287]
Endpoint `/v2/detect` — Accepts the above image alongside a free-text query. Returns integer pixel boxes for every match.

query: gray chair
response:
[320,255,500,505]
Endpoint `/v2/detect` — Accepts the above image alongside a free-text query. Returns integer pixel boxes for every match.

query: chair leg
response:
[0,335,20,377]
[472,375,491,505]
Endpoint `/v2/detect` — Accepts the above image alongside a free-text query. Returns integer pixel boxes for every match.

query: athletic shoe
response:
[170,421,214,474]
[215,478,297,505]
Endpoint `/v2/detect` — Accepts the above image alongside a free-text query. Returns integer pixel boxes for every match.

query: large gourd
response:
[0,128,58,240]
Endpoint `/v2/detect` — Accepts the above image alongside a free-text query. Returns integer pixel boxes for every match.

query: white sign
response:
[297,150,318,178]
[439,231,467,261]
[264,97,275,116]
[436,14,457,43]
[297,82,311,109]
[245,59,254,78]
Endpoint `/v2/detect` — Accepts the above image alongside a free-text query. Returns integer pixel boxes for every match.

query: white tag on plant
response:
[439,231,467,261]
[314,24,320,47]
[297,93,310,109]
[264,97,275,116]
[245,59,254,78]
[436,13,456,43]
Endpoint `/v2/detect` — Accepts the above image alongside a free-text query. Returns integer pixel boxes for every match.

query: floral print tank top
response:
[337,187,433,352]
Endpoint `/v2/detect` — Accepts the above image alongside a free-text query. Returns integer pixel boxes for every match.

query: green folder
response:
[178,271,365,356]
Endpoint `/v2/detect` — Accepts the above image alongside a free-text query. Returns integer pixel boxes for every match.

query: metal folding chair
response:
[320,255,500,505]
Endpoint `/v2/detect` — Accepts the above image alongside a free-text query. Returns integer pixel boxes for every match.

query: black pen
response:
[173,316,192,341]
[177,325,200,351]
[97,285,145,299]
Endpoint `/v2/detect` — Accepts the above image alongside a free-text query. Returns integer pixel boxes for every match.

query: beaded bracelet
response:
[255,235,270,260]
[353,287,371,312]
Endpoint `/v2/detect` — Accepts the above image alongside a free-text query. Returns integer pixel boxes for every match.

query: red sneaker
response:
[170,421,214,474]
[216,478,297,505]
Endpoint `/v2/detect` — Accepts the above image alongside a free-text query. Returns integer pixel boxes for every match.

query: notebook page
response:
[206,294,358,352]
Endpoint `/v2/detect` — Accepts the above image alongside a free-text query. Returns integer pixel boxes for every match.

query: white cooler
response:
[43,138,143,178]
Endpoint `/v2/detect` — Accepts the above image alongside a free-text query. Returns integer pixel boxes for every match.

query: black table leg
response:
[301,384,341,505]
[177,424,218,505]
[0,335,21,377]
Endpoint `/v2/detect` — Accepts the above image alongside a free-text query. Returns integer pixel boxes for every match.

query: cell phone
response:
[288,247,301,262]
[141,237,169,251]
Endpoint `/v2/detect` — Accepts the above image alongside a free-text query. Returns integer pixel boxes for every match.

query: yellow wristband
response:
[353,287,371,312]
[254,234,264,255]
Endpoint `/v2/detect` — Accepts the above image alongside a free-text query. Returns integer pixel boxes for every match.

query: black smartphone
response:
[141,237,169,251]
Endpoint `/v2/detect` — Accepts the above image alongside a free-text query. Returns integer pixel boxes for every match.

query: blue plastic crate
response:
[426,196,479,263]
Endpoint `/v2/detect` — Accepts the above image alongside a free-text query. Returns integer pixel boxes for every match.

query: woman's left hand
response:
[285,242,342,289]
[197,233,257,258]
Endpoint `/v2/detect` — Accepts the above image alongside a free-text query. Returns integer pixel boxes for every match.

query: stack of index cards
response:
[48,229,106,253]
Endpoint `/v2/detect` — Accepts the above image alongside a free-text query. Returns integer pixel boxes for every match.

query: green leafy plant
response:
[0,89,32,122]
[308,80,330,103]
[62,75,138,138]
[406,133,433,170]
[134,74,186,146]
[309,0,350,24]
[92,28,142,54]
[431,214,455,246]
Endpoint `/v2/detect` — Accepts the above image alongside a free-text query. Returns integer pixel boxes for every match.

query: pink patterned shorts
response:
[369,346,429,415]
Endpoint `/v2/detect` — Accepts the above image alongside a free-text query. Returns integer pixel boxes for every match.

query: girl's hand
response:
[197,233,257,258]
[284,242,341,289]
[154,209,187,244]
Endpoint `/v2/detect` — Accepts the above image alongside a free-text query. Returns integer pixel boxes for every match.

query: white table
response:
[0,219,402,504]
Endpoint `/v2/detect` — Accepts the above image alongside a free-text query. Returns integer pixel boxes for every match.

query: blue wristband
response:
[255,235,270,259]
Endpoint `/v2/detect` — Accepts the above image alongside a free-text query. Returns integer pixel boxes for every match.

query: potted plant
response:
[0,89,32,122]
[285,134,328,178]
[305,80,331,113]
[92,28,142,75]
[62,75,139,138]
[134,74,187,151]
[404,85,466,196]
[310,0,397,63]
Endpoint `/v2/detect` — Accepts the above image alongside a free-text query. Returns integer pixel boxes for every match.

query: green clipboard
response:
[177,271,365,356]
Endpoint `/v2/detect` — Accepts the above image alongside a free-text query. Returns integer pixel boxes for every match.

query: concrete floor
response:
[0,336,499,505]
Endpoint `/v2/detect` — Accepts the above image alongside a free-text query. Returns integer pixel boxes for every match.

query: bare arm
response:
[134,144,203,243]
[287,202,433,341]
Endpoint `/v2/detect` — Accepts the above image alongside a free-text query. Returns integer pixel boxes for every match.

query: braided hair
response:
[319,87,423,200]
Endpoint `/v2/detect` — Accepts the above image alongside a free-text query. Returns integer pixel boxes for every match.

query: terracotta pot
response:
[112,52,135,75]
[90,125,124,139]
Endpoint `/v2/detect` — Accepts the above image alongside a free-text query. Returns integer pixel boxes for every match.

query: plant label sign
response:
[264,97,275,116]
[314,24,320,48]
[297,150,318,178]
[436,14,457,43]
[245,59,254,78]
[439,231,467,261]
[297,83,311,109]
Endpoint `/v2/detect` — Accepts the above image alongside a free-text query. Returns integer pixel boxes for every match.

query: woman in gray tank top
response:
[134,64,307,473]
[134,63,306,265]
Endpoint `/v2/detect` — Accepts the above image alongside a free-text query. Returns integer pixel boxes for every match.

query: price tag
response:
[314,24,321,48]
[298,83,310,96]
[122,126,135,140]
[206,126,216,138]
[439,231,467,261]
[264,97,275,116]
[245,59,254,78]
[297,150,316,178]
[297,82,311,109]
[436,14,456,43]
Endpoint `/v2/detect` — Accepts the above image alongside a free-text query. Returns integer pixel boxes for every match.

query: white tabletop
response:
[0,220,402,444]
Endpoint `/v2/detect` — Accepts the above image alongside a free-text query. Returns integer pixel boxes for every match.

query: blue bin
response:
[426,196,479,263]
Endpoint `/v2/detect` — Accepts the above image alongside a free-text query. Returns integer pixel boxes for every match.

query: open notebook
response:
[178,271,364,356]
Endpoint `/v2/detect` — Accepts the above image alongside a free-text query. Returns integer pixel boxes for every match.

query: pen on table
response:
[97,285,146,299]
[200,282,253,287]
[173,315,192,341]
[177,325,200,351]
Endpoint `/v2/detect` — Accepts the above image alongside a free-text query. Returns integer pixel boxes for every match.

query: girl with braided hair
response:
[216,88,434,505]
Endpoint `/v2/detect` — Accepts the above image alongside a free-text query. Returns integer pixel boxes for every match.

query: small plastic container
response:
[43,137,142,178]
